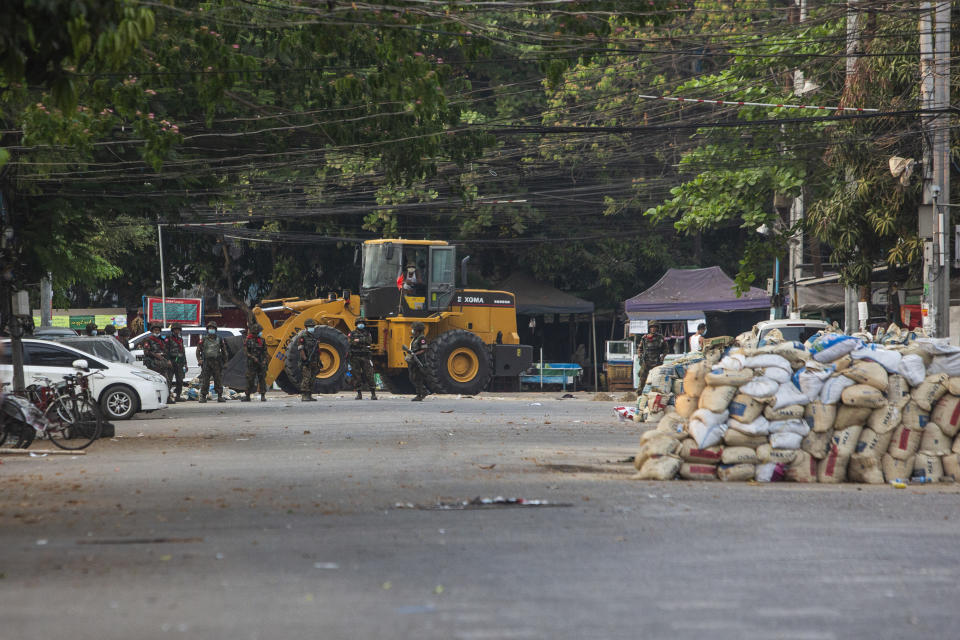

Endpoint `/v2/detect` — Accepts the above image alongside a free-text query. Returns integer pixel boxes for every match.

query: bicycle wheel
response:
[43,396,104,450]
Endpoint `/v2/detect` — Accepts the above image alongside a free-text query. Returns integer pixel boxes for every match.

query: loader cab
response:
[360,240,456,318]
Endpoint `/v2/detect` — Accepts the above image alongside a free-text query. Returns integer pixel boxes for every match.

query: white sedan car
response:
[0,338,168,420]
[129,326,244,378]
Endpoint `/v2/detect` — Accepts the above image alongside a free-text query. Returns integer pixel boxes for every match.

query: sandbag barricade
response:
[631,326,960,484]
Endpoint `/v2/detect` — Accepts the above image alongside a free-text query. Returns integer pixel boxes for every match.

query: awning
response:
[499,273,595,315]
[625,266,769,315]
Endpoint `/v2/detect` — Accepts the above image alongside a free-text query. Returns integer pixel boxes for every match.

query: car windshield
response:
[57,338,134,364]
[362,243,402,289]
[760,325,824,344]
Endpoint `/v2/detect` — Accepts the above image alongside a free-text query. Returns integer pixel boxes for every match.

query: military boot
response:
[355,391,362,400]
[241,394,251,402]
[370,391,377,400]
[199,395,207,404]
[301,393,316,402]
[411,395,423,402]
[217,396,226,403]
[260,394,267,402]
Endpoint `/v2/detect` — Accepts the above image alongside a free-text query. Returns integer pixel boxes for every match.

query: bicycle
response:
[1,367,105,450]
[39,369,105,450]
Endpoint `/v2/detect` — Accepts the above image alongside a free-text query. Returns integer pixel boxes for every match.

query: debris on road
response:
[395,496,572,510]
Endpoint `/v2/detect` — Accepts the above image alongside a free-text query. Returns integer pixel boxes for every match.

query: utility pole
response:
[919,2,951,339]
[843,0,860,334]
[788,0,808,320]
[932,1,951,339]
[40,273,53,327]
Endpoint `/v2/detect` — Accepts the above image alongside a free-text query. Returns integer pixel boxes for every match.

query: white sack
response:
[728,414,770,436]
[762,366,792,384]
[849,343,903,373]
[754,462,781,483]
[689,419,729,449]
[719,353,745,371]
[740,376,779,399]
[810,334,861,363]
[773,382,810,410]
[769,431,803,449]
[794,365,834,403]
[744,354,792,372]
[819,375,855,405]
[769,419,811,437]
[897,354,927,387]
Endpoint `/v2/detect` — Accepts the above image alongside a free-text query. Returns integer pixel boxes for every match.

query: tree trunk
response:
[217,241,252,322]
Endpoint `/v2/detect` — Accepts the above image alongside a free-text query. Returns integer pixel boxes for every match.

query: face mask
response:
[357,324,365,330]
[208,329,216,335]
[256,331,262,337]
[152,331,160,336]
[91,330,98,336]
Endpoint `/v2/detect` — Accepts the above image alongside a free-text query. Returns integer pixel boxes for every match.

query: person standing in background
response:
[129,310,144,335]
[689,323,706,352]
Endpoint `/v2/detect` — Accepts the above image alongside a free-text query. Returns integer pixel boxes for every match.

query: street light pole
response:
[157,223,167,328]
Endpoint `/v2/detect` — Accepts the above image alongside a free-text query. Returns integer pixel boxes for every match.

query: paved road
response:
[2,392,959,639]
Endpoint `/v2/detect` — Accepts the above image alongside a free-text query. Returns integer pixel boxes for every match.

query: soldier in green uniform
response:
[297,319,320,402]
[636,321,669,393]
[406,321,429,401]
[165,324,187,403]
[242,322,269,402]
[143,321,172,389]
[197,321,228,403]
[348,320,377,400]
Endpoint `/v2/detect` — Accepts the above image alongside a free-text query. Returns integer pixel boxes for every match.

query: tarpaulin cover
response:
[499,273,595,315]
[625,267,769,315]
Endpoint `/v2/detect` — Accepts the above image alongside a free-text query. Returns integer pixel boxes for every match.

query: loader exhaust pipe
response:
[460,255,471,287]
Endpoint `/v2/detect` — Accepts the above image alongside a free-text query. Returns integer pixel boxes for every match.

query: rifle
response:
[401,345,425,369]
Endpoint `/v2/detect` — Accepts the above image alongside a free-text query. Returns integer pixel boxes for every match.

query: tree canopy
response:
[1,0,955,315]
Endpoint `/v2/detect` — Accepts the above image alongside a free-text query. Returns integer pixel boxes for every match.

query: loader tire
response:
[382,372,416,395]
[284,326,350,394]
[424,330,492,396]
[276,371,300,395]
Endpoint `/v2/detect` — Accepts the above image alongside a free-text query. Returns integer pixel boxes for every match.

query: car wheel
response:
[100,384,140,420]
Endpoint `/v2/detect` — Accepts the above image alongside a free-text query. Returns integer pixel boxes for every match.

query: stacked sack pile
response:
[633,327,960,483]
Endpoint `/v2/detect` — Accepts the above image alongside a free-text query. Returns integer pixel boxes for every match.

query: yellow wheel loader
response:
[228,239,532,395]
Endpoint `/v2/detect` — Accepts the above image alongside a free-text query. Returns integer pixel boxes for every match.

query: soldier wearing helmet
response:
[636,321,668,394]
[197,321,228,403]
[347,319,377,400]
[242,322,268,402]
[166,324,187,403]
[407,322,429,401]
[143,321,173,390]
[296,318,321,401]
